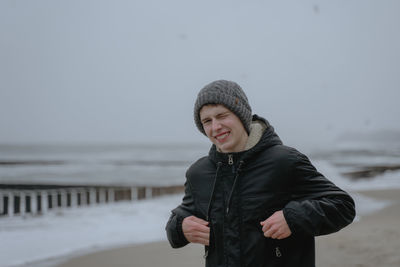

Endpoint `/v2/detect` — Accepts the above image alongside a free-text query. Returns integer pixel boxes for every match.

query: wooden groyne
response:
[341,164,400,180]
[0,184,183,218]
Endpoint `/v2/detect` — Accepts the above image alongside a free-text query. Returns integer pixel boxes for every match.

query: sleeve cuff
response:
[176,215,189,244]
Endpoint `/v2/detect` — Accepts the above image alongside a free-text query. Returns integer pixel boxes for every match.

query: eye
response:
[218,112,229,119]
[202,119,211,125]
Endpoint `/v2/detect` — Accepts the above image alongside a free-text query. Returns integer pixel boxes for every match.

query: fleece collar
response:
[244,120,267,151]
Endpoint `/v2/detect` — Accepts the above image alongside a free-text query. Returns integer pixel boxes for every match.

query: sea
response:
[0,140,399,267]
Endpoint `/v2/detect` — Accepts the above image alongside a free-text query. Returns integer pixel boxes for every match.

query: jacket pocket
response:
[263,208,296,261]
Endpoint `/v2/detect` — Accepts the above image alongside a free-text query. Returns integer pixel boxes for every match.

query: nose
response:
[211,119,222,132]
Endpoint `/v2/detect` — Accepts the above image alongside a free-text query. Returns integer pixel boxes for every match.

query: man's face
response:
[199,104,248,153]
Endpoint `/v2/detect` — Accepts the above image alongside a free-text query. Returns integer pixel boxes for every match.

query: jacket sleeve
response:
[165,180,197,248]
[282,150,356,237]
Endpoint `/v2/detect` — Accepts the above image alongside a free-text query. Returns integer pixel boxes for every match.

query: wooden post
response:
[89,188,97,205]
[20,191,26,216]
[70,190,78,207]
[99,188,106,203]
[30,192,37,214]
[51,191,58,210]
[131,187,138,200]
[41,191,48,214]
[8,191,14,217]
[80,189,87,206]
[0,191,4,215]
[107,188,115,203]
[60,190,67,208]
[145,187,153,199]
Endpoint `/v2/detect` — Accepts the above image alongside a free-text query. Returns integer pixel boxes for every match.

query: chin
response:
[218,145,232,153]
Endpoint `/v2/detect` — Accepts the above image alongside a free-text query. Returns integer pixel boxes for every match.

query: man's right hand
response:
[182,215,210,246]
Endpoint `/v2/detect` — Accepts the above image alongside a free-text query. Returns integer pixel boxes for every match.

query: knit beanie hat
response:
[194,80,252,135]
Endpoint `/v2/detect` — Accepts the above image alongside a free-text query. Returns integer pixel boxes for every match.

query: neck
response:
[236,132,249,152]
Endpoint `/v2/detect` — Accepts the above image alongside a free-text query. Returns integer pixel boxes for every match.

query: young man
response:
[166,80,355,267]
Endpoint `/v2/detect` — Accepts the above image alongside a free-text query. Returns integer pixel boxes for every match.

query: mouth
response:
[214,132,230,142]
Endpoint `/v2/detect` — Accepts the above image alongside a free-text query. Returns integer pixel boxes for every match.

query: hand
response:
[260,210,292,239]
[182,216,210,245]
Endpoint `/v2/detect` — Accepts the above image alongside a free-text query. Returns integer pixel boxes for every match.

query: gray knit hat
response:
[194,80,252,135]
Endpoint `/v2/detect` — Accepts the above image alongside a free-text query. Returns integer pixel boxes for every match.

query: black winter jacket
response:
[166,116,355,267]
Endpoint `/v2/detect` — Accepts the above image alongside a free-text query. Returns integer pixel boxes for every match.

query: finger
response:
[189,236,208,245]
[190,234,210,245]
[278,229,292,239]
[264,230,271,238]
[184,217,209,229]
[196,231,210,241]
[187,232,209,242]
[264,228,272,238]
[271,229,281,239]
[192,228,210,238]
[276,232,290,240]
[185,215,208,225]
[184,223,209,234]
[194,224,210,233]
[264,226,278,238]
[276,234,286,240]
[262,222,271,233]
[191,216,209,225]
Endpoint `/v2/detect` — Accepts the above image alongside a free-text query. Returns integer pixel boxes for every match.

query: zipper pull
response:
[228,154,233,165]
[275,247,282,258]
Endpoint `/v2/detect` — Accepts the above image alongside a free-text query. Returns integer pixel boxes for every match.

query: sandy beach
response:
[55,189,400,267]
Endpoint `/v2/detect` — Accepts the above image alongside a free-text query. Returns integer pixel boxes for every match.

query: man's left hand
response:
[260,210,292,239]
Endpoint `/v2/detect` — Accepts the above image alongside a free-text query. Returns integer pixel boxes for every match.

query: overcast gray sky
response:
[1,0,399,149]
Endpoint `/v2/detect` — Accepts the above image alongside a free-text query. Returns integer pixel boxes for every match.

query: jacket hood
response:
[208,114,283,163]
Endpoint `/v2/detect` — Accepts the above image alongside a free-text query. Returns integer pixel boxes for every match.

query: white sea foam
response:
[0,194,182,267]
[313,159,400,192]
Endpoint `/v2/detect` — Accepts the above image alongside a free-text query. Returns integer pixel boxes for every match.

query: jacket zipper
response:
[206,162,222,221]
[204,162,222,259]
[226,160,244,215]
